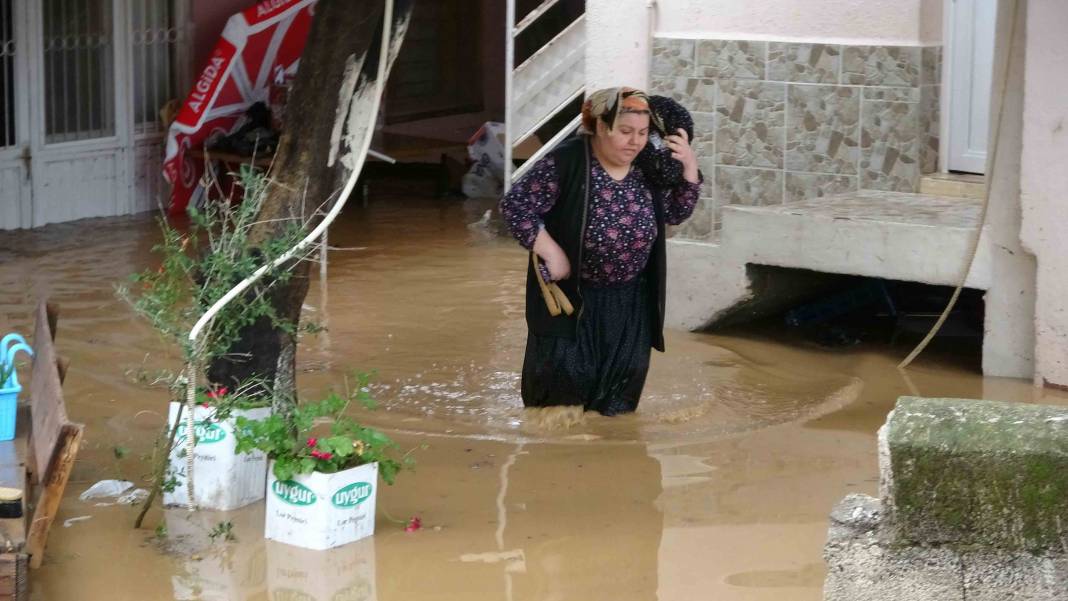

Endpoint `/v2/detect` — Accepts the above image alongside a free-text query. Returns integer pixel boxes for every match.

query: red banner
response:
[163,0,316,214]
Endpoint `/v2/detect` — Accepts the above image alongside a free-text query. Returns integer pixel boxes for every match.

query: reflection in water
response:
[496,444,524,601]
[164,506,267,601]
[6,198,1068,601]
[163,506,379,601]
[266,538,376,601]
[501,444,663,601]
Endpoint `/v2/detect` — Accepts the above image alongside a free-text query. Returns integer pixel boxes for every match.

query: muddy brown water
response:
[1,196,1065,600]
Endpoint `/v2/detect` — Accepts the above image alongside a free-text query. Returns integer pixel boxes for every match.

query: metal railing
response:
[42,0,116,143]
[131,0,186,135]
[503,0,585,192]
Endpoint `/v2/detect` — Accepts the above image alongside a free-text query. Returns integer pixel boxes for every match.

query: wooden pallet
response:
[0,302,84,599]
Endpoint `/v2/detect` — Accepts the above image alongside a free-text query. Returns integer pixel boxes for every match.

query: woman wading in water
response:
[500,87,701,416]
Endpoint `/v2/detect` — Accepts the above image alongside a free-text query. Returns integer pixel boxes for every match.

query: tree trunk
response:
[209,0,412,411]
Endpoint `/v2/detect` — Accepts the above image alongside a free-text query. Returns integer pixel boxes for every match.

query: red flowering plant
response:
[196,385,229,409]
[232,372,409,484]
[192,377,272,419]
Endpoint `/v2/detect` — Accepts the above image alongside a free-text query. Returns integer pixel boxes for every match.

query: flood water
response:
[1,194,1066,601]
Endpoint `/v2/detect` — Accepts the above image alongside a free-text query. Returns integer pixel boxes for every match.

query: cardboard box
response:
[264,460,378,550]
[164,402,271,511]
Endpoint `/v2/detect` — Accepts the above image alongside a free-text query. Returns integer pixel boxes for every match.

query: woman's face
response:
[595,111,650,166]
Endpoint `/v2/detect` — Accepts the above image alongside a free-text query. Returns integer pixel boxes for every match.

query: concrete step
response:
[720,190,989,290]
[666,190,991,333]
[919,172,986,199]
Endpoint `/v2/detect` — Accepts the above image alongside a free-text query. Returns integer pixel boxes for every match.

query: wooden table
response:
[362,132,467,198]
[0,302,84,600]
[187,133,468,201]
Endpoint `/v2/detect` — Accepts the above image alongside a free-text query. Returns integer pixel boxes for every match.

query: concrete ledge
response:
[664,238,750,331]
[722,191,992,290]
[881,397,1068,553]
[665,192,1024,378]
[824,494,1068,601]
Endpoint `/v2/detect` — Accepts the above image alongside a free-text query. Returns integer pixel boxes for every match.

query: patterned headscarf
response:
[581,87,665,134]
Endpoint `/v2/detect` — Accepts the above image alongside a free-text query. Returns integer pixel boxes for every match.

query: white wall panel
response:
[33,151,122,227]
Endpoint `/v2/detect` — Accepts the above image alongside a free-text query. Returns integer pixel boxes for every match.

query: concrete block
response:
[664,239,750,331]
[882,397,1068,553]
[962,552,1068,601]
[824,496,964,601]
[823,494,1068,601]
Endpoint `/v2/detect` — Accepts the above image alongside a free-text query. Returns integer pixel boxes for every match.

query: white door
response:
[946,0,997,174]
[0,0,186,231]
[28,0,129,228]
[0,0,32,229]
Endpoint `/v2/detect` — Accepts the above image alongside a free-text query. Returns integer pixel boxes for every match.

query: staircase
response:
[504,0,587,191]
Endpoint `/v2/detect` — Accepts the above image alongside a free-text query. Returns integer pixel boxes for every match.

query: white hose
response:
[181,0,396,510]
[897,0,1019,371]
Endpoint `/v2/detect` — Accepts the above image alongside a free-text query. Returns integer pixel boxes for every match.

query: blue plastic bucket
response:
[0,384,18,441]
[2,334,32,390]
[0,332,31,440]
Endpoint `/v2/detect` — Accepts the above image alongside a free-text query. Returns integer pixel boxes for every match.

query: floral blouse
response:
[500,154,701,286]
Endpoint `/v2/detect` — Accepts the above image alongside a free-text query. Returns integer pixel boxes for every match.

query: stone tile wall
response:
[651,38,942,241]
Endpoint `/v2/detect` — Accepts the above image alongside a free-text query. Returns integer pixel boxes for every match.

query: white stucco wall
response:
[586,1,654,90]
[1019,0,1068,387]
[982,0,1035,379]
[587,0,943,91]
[654,0,940,44]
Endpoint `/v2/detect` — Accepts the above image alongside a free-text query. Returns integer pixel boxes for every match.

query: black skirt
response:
[521,276,652,415]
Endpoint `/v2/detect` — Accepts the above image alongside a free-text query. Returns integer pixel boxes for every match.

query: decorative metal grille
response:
[43,0,116,143]
[1,0,15,148]
[131,0,183,134]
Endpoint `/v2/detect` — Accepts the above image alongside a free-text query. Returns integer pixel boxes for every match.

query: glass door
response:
[0,0,30,230]
[28,0,128,227]
[41,0,117,143]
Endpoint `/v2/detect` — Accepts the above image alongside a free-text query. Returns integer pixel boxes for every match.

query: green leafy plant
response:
[208,520,236,543]
[234,373,410,484]
[116,165,311,371]
[0,361,19,388]
[119,165,316,529]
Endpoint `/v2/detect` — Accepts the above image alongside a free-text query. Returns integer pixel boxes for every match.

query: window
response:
[131,0,185,134]
[0,0,15,148]
[42,0,116,143]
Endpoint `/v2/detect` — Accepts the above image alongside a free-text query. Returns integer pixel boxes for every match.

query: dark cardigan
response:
[524,135,668,352]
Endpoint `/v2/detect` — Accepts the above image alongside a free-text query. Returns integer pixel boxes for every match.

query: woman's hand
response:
[532,228,571,281]
[666,128,700,184]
